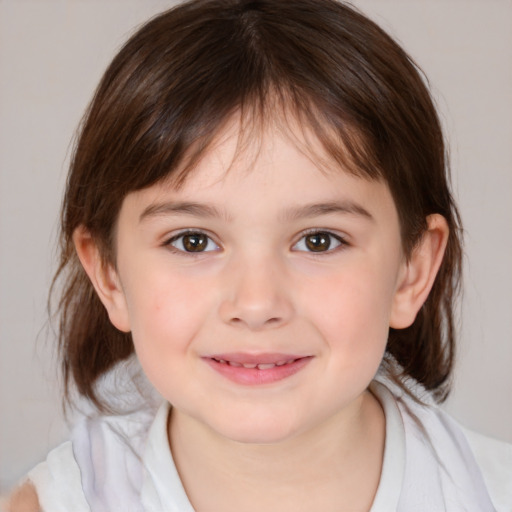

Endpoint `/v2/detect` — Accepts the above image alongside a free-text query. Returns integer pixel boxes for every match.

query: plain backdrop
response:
[1,0,511,492]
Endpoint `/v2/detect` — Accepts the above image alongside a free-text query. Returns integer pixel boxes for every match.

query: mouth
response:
[211,357,301,370]
[203,353,313,385]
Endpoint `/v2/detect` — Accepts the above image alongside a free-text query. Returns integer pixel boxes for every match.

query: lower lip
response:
[203,357,312,386]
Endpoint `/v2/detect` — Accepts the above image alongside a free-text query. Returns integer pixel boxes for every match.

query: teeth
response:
[276,359,295,366]
[257,363,276,370]
[214,358,298,368]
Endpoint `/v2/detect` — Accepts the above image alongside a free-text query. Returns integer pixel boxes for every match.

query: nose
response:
[218,255,294,330]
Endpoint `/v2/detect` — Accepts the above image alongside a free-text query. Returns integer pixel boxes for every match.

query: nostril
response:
[229,315,282,328]
[219,290,293,329]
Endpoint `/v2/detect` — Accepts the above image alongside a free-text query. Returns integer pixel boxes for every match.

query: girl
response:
[4,0,511,510]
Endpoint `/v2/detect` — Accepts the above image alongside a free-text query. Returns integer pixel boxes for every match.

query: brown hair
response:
[53,0,462,411]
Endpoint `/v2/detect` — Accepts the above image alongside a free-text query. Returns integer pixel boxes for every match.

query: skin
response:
[2,483,40,512]
[74,119,448,512]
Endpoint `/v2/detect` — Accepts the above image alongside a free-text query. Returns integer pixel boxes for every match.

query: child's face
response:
[108,121,408,444]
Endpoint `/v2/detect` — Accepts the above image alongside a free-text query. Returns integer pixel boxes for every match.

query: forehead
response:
[124,116,399,230]
[161,103,381,188]
[164,111,370,188]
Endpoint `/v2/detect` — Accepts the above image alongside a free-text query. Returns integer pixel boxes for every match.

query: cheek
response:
[303,261,397,352]
[122,265,214,353]
[121,266,217,401]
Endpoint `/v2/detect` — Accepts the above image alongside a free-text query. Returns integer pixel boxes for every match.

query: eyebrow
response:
[139,201,231,223]
[139,199,374,223]
[281,201,374,222]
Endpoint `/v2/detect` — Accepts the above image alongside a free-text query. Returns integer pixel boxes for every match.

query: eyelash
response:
[164,230,220,254]
[292,229,348,254]
[163,229,349,255]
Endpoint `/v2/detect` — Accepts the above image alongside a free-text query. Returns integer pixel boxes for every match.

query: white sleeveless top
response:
[27,379,512,512]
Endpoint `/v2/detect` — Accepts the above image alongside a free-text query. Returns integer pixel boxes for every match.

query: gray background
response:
[1,0,511,492]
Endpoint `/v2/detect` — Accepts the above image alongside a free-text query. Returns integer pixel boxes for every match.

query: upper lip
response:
[204,353,310,365]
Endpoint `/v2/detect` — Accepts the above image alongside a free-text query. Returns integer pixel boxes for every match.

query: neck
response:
[168,390,385,512]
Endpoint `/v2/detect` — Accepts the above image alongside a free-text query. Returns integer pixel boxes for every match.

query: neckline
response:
[141,380,405,511]
[367,380,406,511]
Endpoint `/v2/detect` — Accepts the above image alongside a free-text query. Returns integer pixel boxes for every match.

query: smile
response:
[204,353,313,385]
[212,357,299,370]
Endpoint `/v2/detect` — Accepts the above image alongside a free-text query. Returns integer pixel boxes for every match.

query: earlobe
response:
[390,214,449,329]
[72,226,131,332]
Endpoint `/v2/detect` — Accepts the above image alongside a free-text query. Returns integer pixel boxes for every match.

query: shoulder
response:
[23,441,90,512]
[398,388,512,509]
[373,378,512,510]
[1,441,83,512]
[21,403,160,512]
[1,482,41,512]
[463,428,512,511]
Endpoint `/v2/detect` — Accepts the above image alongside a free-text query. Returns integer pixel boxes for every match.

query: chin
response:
[222,428,298,446]
[212,412,302,445]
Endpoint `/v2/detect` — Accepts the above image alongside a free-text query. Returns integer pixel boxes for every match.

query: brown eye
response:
[292,231,344,253]
[305,232,332,252]
[182,234,207,252]
[169,232,219,253]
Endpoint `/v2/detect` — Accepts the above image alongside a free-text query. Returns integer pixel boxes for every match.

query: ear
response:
[73,226,131,332]
[390,214,449,329]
